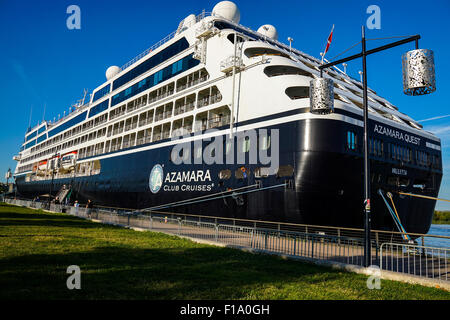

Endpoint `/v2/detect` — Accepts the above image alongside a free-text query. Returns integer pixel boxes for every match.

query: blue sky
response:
[0,0,449,207]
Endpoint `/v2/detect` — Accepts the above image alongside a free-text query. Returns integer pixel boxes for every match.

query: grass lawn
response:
[0,203,449,300]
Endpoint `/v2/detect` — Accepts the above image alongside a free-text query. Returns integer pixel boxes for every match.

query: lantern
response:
[310,78,334,114]
[402,49,436,96]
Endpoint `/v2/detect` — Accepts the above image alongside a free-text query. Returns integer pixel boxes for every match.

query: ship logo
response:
[149,164,163,194]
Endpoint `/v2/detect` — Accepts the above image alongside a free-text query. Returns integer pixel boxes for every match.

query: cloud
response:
[11,59,42,104]
[418,114,450,123]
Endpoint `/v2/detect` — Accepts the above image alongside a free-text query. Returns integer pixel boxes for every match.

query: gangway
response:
[55,185,71,203]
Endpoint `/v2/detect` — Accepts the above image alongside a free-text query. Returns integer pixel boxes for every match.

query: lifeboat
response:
[36,160,47,176]
[60,151,77,172]
[38,160,47,171]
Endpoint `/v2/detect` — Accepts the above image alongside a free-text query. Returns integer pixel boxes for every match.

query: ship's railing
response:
[4,197,449,284]
[47,102,91,128]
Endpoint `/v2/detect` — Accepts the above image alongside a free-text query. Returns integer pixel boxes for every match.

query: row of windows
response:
[112,38,190,91]
[346,131,441,169]
[24,124,46,142]
[92,84,110,103]
[21,113,109,164]
[19,97,227,167]
[24,38,192,149]
[78,127,269,161]
[21,69,211,164]
[88,99,110,118]
[24,62,206,153]
[25,130,37,142]
[36,134,47,145]
[47,111,88,139]
[111,54,199,108]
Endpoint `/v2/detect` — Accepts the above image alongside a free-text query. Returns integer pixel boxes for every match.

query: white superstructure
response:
[14,1,438,181]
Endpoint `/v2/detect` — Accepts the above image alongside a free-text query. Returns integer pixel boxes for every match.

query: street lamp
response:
[4,168,11,200]
[48,152,59,207]
[311,26,435,267]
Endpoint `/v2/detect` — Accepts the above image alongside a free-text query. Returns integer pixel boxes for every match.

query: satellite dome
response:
[212,1,240,24]
[177,14,197,34]
[106,66,121,80]
[183,14,197,27]
[257,24,278,40]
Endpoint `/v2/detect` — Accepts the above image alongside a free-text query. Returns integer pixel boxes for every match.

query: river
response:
[424,224,450,248]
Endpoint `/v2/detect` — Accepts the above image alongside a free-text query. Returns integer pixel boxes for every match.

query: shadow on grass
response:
[0,211,100,229]
[0,244,342,300]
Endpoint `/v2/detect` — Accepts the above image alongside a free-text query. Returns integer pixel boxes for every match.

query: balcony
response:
[177,75,209,92]
[163,111,172,119]
[209,116,230,129]
[154,113,164,122]
[148,90,174,104]
[197,93,222,108]
[162,131,171,139]
[139,118,153,127]
[174,102,195,116]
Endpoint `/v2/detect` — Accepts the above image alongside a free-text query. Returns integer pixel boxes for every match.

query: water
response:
[424,224,450,249]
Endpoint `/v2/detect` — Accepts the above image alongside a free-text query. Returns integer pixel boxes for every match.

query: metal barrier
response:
[3,197,449,283]
[64,206,377,267]
[380,242,449,282]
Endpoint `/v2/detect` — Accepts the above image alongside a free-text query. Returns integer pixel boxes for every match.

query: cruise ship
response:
[13,1,442,234]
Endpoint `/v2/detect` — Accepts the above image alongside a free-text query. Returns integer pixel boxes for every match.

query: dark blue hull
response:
[15,117,442,234]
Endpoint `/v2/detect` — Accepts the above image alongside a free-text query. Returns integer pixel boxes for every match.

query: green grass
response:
[433,211,450,225]
[0,203,449,300]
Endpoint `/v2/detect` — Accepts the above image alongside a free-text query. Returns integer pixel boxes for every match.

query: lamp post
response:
[48,152,59,207]
[313,26,435,267]
[4,168,11,199]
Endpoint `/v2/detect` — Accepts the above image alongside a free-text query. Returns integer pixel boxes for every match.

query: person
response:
[86,199,93,218]
[74,200,79,215]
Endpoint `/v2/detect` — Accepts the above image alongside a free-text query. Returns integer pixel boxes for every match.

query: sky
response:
[0,0,449,207]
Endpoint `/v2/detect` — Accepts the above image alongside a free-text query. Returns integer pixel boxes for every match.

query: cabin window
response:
[227,33,245,44]
[264,66,312,78]
[347,131,357,151]
[244,47,290,59]
[285,86,309,100]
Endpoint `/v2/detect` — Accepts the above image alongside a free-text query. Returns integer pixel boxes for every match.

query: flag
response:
[321,25,335,63]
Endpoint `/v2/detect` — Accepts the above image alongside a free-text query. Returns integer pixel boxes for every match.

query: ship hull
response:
[15,116,442,234]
